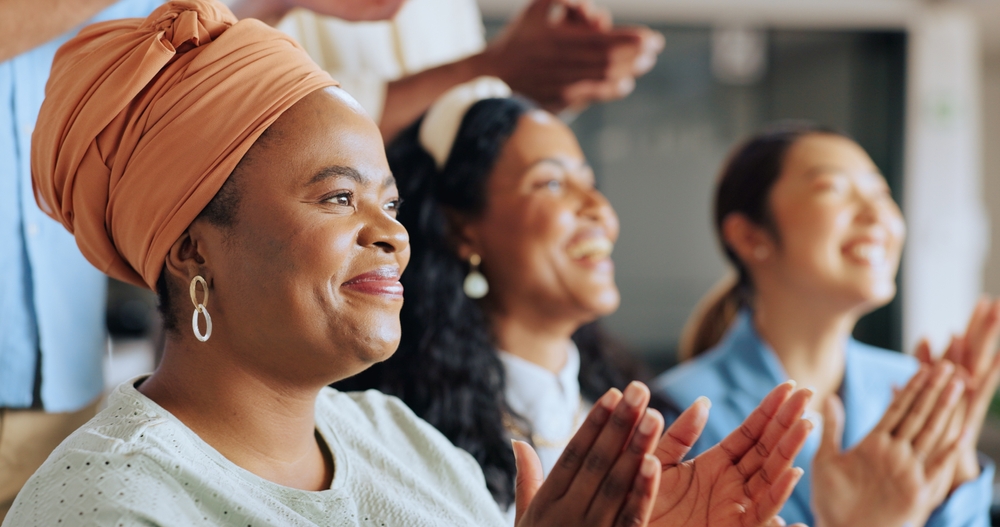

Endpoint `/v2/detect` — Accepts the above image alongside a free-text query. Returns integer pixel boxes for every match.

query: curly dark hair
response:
[334,97,637,508]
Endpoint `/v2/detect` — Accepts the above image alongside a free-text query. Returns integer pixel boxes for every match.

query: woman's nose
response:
[359,206,410,254]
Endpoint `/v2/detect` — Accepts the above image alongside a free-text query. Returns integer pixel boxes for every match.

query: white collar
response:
[498,342,582,440]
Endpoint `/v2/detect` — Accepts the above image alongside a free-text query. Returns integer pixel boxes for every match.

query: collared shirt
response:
[0,0,162,412]
[498,343,590,525]
[653,310,993,527]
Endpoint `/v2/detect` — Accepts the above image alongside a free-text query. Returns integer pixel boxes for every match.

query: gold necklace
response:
[503,396,587,449]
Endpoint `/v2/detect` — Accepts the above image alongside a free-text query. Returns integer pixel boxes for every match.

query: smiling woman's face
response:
[764,133,905,312]
[465,110,620,326]
[187,88,409,383]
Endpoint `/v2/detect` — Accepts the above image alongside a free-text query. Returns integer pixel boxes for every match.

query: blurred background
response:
[104,0,1000,501]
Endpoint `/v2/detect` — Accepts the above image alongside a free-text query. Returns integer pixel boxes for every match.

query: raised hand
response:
[650,381,814,527]
[514,381,664,527]
[915,298,1000,488]
[483,0,664,112]
[811,362,966,527]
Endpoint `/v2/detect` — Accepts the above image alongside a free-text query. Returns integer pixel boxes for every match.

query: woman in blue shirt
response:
[653,123,1000,527]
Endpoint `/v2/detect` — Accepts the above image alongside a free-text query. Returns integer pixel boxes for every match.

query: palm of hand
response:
[813,436,951,527]
[651,448,782,527]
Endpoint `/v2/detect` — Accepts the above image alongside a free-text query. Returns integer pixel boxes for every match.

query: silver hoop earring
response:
[189,275,212,342]
[463,254,489,299]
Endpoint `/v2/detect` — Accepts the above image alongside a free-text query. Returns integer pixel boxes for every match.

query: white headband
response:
[418,76,512,169]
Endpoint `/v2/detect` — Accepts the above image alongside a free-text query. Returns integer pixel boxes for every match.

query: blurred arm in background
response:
[239,0,664,142]
[0,0,118,61]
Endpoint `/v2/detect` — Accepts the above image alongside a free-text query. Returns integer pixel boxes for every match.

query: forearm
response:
[379,52,495,143]
[0,0,117,62]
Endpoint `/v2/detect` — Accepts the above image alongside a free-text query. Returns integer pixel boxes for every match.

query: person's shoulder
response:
[5,438,197,525]
[652,345,733,407]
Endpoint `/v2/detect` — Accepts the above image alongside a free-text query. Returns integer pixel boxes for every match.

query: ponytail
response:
[679,272,744,360]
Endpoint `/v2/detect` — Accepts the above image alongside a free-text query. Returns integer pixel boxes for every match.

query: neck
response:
[752,285,859,411]
[492,310,579,374]
[139,333,332,491]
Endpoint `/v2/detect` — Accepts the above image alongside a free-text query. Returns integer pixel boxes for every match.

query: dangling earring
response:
[753,245,770,261]
[190,275,212,342]
[463,254,489,299]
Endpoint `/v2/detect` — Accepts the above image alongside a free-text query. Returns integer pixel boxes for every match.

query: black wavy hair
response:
[335,97,636,508]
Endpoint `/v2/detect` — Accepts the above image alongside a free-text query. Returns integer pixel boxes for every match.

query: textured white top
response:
[3,379,506,527]
[275,0,486,121]
[498,344,590,524]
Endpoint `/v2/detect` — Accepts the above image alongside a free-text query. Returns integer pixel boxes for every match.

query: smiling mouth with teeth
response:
[567,237,614,261]
[847,244,887,265]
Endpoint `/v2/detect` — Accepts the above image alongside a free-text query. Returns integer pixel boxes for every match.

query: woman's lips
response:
[342,267,404,297]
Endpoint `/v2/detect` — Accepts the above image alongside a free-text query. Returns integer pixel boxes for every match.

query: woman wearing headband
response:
[337,77,824,523]
[6,2,813,526]
[653,124,999,527]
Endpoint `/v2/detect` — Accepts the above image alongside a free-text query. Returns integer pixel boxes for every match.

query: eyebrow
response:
[308,165,396,189]
[525,157,591,172]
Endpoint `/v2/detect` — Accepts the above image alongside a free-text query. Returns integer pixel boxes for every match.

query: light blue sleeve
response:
[926,454,994,527]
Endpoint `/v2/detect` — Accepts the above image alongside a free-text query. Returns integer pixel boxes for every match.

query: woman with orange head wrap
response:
[6,1,810,526]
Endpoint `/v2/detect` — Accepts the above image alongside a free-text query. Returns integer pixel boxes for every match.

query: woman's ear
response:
[444,209,483,262]
[721,212,775,266]
[163,226,209,286]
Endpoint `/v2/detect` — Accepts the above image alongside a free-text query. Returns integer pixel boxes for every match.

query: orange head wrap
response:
[32,0,338,290]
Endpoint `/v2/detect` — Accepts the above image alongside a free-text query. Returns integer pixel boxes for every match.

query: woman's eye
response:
[326,192,353,206]
[543,179,562,192]
[384,198,403,213]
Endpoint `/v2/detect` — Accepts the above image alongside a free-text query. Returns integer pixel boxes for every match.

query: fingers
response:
[613,455,661,527]
[874,364,931,433]
[513,440,544,525]
[816,395,846,460]
[565,382,650,505]
[894,362,956,441]
[734,387,812,479]
[745,418,813,499]
[969,300,1000,377]
[912,377,965,456]
[539,387,623,501]
[655,396,710,465]
[753,466,805,526]
[716,381,795,462]
[915,338,933,365]
[586,409,664,523]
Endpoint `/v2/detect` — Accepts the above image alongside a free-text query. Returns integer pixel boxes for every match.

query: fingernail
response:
[695,395,712,409]
[511,439,520,463]
[794,467,805,478]
[639,412,657,435]
[624,382,645,408]
[600,388,622,410]
[784,379,797,389]
[640,454,658,477]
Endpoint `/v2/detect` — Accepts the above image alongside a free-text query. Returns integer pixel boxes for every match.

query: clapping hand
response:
[915,298,1000,489]
[484,0,664,112]
[812,361,966,527]
[513,381,664,527]
[650,381,813,527]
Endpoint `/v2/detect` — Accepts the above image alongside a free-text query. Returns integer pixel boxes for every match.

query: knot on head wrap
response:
[32,0,338,290]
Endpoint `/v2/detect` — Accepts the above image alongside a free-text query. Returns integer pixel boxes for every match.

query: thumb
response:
[513,440,543,525]
[817,395,845,460]
[656,396,709,465]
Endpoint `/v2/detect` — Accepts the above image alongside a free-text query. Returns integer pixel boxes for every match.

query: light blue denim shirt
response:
[0,0,162,412]
[653,310,994,527]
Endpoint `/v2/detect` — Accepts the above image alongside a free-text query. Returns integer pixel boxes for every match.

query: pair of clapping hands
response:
[813,298,1000,527]
[512,299,1000,527]
[512,380,813,527]
[483,0,665,113]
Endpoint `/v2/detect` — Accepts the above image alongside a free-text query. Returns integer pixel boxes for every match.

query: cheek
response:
[778,203,849,269]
